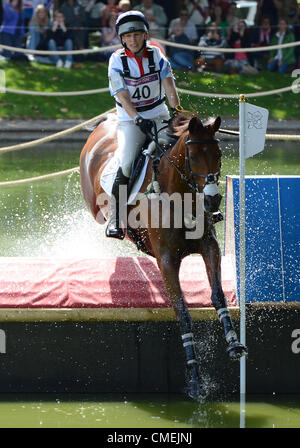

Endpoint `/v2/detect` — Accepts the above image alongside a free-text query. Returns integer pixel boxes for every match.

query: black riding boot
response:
[106,167,129,240]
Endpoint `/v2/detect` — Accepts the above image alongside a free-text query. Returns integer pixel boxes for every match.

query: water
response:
[0,394,299,428]
[0,140,299,428]
[0,140,299,257]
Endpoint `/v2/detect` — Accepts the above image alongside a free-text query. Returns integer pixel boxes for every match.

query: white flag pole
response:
[239,94,246,428]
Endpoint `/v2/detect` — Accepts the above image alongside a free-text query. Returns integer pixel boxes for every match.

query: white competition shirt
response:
[108,43,174,121]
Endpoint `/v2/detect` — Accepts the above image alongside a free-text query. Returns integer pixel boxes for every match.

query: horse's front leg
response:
[157,252,203,398]
[201,233,247,360]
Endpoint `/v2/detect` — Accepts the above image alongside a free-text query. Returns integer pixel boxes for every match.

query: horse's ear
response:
[212,116,221,133]
[188,117,204,134]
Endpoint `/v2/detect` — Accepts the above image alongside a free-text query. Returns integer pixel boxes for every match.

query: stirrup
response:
[105,219,125,240]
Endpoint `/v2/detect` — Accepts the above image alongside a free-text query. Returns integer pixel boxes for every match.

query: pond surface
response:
[0,394,299,428]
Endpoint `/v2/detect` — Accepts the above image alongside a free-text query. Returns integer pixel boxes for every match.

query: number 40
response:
[132,86,151,100]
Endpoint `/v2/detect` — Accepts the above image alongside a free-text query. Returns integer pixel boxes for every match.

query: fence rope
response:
[156,38,300,53]
[0,167,79,186]
[3,84,296,98]
[178,84,294,98]
[0,43,121,55]
[0,108,116,154]
[219,128,300,140]
[5,87,110,96]
[0,39,299,55]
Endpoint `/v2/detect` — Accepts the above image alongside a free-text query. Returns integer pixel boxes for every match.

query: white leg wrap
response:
[226,330,238,343]
[217,307,230,322]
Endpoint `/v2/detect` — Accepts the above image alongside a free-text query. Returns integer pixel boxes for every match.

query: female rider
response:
[107,10,182,239]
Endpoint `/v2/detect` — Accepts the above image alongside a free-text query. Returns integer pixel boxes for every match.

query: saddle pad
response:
[100,140,163,205]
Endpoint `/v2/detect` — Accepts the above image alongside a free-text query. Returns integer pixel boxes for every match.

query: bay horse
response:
[80,111,247,398]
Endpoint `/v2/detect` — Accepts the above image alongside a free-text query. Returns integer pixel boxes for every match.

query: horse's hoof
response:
[187,364,205,399]
[188,378,204,399]
[227,341,248,360]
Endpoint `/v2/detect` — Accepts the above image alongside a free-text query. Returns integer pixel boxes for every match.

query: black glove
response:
[134,115,153,135]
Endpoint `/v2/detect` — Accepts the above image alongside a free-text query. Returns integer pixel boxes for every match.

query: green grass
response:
[0,60,299,120]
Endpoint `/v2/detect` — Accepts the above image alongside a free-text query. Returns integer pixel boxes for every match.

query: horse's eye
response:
[190,153,200,163]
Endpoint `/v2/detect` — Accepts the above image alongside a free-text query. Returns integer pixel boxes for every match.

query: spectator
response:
[47,9,73,68]
[223,1,239,39]
[32,0,54,17]
[133,0,167,38]
[101,0,120,27]
[78,0,97,38]
[183,0,210,29]
[274,0,298,24]
[168,8,198,44]
[0,0,25,60]
[250,16,273,69]
[255,0,278,27]
[167,21,195,70]
[100,9,120,60]
[61,0,86,49]
[206,4,229,37]
[26,4,50,61]
[208,0,230,15]
[88,0,105,32]
[0,0,4,27]
[22,0,34,29]
[291,5,300,68]
[224,20,258,74]
[267,18,296,73]
[118,0,131,14]
[195,24,227,72]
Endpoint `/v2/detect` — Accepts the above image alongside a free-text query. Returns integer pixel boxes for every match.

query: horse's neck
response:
[161,136,187,194]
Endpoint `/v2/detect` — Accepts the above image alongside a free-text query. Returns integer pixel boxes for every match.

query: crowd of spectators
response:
[0,0,299,72]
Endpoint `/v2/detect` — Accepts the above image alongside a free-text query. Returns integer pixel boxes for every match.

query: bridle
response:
[148,122,221,194]
[184,135,221,193]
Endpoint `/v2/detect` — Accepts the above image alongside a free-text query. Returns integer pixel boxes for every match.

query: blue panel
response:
[279,177,300,302]
[231,177,283,302]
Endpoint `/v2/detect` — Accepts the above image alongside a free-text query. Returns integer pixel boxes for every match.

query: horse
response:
[80,111,247,398]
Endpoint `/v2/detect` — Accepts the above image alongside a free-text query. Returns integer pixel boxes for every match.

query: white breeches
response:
[116,113,170,178]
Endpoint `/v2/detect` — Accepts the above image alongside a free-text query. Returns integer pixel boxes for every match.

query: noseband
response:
[185,135,221,193]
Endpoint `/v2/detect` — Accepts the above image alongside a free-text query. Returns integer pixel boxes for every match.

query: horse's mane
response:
[168,110,218,138]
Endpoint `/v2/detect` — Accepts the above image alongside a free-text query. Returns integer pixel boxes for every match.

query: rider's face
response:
[122,31,146,54]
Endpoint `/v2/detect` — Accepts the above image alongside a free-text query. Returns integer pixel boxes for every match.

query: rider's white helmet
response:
[116,11,149,37]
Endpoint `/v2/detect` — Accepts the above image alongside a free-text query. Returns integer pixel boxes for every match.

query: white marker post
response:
[239,95,246,428]
[238,95,268,428]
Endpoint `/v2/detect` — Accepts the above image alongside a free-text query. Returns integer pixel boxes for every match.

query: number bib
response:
[124,71,163,112]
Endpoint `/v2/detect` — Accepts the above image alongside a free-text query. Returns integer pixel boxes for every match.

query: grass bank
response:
[0,60,298,120]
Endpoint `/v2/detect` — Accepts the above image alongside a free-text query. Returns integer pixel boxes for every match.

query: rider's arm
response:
[162,76,181,109]
[115,89,138,120]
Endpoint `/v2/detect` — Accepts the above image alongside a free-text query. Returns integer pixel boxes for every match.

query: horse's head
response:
[185,115,222,213]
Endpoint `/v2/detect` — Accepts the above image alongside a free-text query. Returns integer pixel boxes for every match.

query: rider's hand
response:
[171,105,183,118]
[134,115,153,135]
